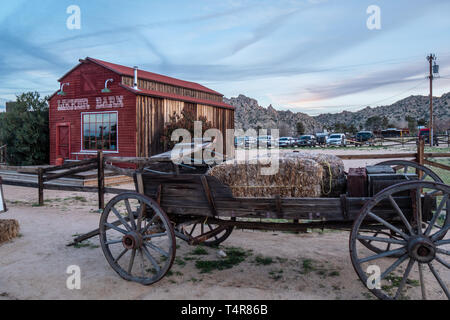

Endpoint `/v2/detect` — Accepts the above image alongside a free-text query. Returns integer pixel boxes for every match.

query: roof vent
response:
[133,66,139,90]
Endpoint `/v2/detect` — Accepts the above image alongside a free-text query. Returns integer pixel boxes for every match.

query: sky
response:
[1,0,450,115]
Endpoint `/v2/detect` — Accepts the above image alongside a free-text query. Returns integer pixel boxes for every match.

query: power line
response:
[344,79,428,110]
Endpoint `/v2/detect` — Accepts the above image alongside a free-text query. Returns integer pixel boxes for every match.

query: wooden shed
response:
[48,57,234,165]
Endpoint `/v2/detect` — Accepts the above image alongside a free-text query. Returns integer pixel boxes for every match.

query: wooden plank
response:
[43,163,98,182]
[98,151,105,209]
[336,153,416,160]
[424,159,450,171]
[43,158,97,173]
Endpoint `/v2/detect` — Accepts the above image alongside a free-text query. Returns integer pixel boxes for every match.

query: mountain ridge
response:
[226,93,450,135]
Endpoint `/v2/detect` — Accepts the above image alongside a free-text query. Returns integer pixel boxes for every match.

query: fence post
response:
[38,167,44,206]
[416,138,425,179]
[98,151,105,210]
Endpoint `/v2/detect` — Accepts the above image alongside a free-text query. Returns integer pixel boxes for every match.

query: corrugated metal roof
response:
[86,57,223,96]
[119,84,234,110]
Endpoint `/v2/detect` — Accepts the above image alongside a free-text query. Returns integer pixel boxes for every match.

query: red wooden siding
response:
[49,61,136,164]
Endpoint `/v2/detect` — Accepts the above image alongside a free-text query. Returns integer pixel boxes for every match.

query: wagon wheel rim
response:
[179,218,234,246]
[358,160,445,255]
[99,192,176,285]
[350,181,450,300]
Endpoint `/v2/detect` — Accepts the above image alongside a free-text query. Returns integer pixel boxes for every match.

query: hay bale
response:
[208,156,323,198]
[283,152,346,197]
[0,219,20,244]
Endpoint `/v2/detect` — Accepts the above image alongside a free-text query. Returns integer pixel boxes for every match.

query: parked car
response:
[327,133,346,146]
[257,135,273,148]
[315,133,328,146]
[234,136,257,149]
[356,131,374,146]
[278,137,295,148]
[297,135,316,147]
[418,128,438,146]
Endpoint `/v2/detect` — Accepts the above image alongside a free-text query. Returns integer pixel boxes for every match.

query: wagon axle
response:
[122,232,143,250]
[408,236,436,263]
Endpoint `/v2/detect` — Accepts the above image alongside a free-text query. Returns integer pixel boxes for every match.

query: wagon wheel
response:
[375,160,443,183]
[358,160,445,255]
[178,218,234,247]
[350,181,450,300]
[99,192,176,285]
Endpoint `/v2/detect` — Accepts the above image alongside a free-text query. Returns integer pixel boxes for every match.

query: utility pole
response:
[427,54,436,147]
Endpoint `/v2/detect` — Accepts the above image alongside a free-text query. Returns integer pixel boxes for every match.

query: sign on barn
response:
[48,57,234,164]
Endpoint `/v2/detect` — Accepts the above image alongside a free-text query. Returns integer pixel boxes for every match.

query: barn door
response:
[56,123,71,159]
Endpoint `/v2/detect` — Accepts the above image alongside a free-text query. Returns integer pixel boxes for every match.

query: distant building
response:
[5,102,18,112]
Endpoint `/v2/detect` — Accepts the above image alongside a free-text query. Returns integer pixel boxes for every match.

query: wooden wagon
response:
[75,159,449,300]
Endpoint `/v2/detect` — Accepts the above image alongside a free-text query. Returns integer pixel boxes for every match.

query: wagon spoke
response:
[431,224,450,241]
[144,242,169,258]
[420,173,428,181]
[142,245,161,273]
[367,212,409,240]
[105,223,128,235]
[189,223,198,236]
[380,254,409,280]
[358,247,406,264]
[394,258,415,299]
[418,263,427,300]
[105,239,123,245]
[128,249,136,274]
[139,248,146,277]
[124,199,136,230]
[111,207,132,232]
[436,248,450,256]
[435,255,450,269]
[403,166,408,174]
[114,248,128,263]
[425,194,448,236]
[428,262,450,299]
[415,188,423,235]
[388,196,413,234]
[356,235,406,245]
[436,239,450,246]
[143,232,167,240]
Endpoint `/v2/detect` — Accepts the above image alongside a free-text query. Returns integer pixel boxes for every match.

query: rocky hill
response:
[314,93,450,130]
[224,95,322,136]
[226,93,450,135]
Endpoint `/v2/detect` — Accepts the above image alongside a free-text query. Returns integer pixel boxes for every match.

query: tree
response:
[296,122,305,136]
[365,116,389,131]
[406,116,417,135]
[0,92,49,165]
[161,109,213,150]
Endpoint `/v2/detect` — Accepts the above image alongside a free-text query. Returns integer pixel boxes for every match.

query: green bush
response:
[0,92,49,165]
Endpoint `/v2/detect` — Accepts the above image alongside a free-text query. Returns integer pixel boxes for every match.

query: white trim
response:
[80,111,119,154]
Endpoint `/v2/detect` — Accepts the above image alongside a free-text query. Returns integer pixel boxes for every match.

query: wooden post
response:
[97,151,105,210]
[38,167,44,206]
[416,138,425,179]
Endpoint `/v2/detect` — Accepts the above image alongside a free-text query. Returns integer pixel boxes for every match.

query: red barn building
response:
[48,57,234,165]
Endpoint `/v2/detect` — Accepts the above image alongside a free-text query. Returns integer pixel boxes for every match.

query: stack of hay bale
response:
[0,219,19,244]
[208,152,346,198]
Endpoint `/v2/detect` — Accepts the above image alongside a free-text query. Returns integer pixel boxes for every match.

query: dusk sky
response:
[1,0,450,115]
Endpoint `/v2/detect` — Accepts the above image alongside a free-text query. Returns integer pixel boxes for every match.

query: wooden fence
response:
[1,140,449,210]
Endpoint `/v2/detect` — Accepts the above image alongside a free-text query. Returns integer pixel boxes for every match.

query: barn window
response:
[82,112,118,151]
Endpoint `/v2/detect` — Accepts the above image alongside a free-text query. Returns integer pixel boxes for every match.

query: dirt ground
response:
[0,146,448,300]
